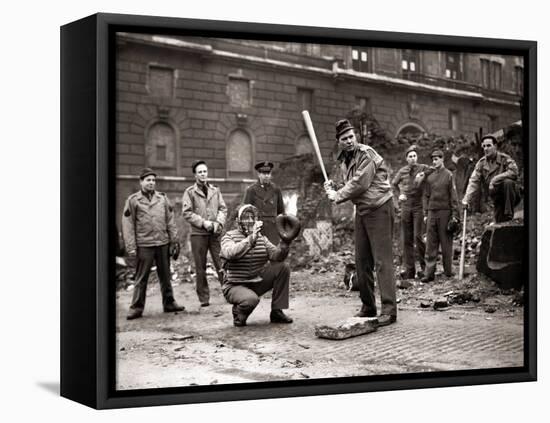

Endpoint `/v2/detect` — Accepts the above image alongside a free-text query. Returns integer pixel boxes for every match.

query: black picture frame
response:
[60,12,537,409]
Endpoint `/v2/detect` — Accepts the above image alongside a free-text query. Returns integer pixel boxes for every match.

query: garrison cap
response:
[431,149,444,158]
[191,160,207,173]
[254,161,274,172]
[140,168,157,179]
[405,144,418,157]
[335,119,355,139]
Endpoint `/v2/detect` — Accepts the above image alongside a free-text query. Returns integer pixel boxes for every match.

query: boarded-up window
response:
[357,97,372,115]
[296,134,313,156]
[491,62,502,90]
[228,78,251,108]
[481,59,490,88]
[449,110,460,131]
[148,66,174,97]
[227,129,253,176]
[146,122,176,168]
[489,115,499,133]
[480,59,502,90]
[297,88,313,112]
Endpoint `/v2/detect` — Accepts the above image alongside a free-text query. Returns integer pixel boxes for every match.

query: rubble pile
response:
[274,153,332,224]
[452,211,493,267]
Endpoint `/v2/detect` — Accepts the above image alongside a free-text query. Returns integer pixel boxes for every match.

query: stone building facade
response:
[115,32,523,218]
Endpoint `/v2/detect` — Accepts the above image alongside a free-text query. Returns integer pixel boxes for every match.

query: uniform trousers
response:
[355,199,396,317]
[222,262,290,317]
[425,210,453,278]
[401,205,426,275]
[130,244,175,310]
[490,179,520,223]
[191,234,223,304]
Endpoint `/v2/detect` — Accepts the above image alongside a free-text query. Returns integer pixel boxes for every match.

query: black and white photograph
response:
[113,30,530,390]
[6,0,549,420]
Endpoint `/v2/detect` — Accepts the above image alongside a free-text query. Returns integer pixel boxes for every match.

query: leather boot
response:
[126,308,143,320]
[355,304,376,318]
[163,301,185,313]
[232,305,248,327]
[270,309,293,324]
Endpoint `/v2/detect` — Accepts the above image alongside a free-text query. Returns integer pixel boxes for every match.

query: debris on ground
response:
[433,298,450,310]
[315,317,378,340]
[168,335,194,342]
[512,291,524,306]
[397,279,413,289]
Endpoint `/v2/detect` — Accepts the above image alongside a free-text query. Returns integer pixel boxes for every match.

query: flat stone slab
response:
[314,317,378,340]
[477,222,524,290]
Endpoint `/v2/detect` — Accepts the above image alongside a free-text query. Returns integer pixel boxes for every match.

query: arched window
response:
[227,129,253,177]
[145,122,177,169]
[396,123,425,139]
[295,134,313,156]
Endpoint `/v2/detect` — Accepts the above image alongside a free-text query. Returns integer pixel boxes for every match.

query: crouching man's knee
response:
[239,293,260,312]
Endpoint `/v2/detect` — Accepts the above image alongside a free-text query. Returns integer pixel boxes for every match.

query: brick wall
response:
[115,36,522,222]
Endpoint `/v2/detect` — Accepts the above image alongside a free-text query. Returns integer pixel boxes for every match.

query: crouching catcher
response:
[220,205,301,327]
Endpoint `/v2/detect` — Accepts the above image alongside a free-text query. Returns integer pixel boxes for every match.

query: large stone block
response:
[476,223,524,290]
[315,317,378,340]
[302,221,333,257]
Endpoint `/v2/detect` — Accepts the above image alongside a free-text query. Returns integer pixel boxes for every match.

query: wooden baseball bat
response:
[459,208,468,280]
[302,110,329,183]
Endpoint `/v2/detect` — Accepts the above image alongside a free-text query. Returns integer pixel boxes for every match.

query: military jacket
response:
[182,182,227,235]
[122,190,177,253]
[463,152,519,204]
[243,182,284,218]
[335,143,393,214]
[422,167,459,217]
[391,163,430,208]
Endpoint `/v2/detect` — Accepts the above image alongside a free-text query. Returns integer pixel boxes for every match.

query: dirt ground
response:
[115,267,524,390]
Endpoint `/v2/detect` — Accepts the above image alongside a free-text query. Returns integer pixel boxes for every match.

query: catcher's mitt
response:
[275,214,301,243]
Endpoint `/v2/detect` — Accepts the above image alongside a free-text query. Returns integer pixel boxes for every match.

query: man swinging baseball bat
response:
[302,112,397,327]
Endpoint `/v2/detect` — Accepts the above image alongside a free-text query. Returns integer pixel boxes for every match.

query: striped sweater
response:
[220,229,289,283]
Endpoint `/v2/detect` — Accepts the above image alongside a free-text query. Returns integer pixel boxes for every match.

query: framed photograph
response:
[61,12,537,409]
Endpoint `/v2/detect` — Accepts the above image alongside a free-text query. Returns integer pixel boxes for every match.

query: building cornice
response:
[117,33,521,107]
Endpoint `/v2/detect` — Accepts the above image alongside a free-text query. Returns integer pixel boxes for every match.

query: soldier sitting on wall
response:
[462,135,521,223]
